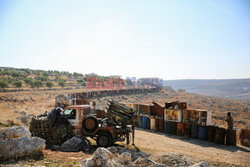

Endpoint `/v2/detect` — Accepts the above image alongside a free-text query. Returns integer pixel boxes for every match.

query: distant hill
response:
[163,79,250,101]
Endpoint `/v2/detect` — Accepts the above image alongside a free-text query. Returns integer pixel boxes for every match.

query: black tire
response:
[82,116,98,133]
[96,133,113,147]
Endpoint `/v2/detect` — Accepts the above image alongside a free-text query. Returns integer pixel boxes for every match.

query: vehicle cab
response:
[63,105,91,135]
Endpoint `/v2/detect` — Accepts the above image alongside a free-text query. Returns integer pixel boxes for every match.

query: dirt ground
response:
[134,128,250,166]
[5,128,250,167]
[0,88,250,166]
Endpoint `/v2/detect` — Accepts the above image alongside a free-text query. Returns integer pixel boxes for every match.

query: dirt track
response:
[134,128,250,166]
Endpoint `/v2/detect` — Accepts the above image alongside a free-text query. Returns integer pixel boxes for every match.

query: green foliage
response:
[24,77,33,84]
[73,72,83,78]
[42,71,49,77]
[58,79,66,88]
[48,70,54,75]
[2,77,15,84]
[24,69,31,75]
[46,81,53,88]
[67,73,72,78]
[24,77,34,88]
[12,80,22,89]
[33,80,43,89]
[81,82,86,87]
[77,79,83,84]
[11,71,19,77]
[0,70,11,76]
[37,76,49,81]
[55,73,61,81]
[0,80,8,88]
[34,70,41,76]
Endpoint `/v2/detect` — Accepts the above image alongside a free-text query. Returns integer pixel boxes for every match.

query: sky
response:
[0,0,249,80]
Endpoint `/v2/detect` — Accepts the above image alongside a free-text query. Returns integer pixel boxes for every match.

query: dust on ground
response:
[0,88,250,166]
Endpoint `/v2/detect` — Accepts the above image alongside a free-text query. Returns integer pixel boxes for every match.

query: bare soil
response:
[0,87,250,166]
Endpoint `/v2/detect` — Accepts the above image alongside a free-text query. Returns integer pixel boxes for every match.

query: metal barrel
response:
[199,126,208,140]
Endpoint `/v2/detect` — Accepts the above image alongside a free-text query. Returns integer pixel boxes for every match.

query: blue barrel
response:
[142,116,147,129]
[199,126,208,140]
[191,124,199,138]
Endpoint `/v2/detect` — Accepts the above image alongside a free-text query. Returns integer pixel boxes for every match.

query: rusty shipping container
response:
[165,120,177,135]
[207,126,216,142]
[184,123,192,137]
[214,127,226,145]
[150,116,157,131]
[146,116,151,130]
[226,129,236,146]
[158,118,164,132]
[191,124,199,138]
[240,129,250,146]
[177,122,185,136]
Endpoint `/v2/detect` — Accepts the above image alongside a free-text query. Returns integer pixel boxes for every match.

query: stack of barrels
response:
[131,102,242,147]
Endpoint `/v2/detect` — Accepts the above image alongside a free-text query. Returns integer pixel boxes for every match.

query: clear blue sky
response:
[0,0,249,80]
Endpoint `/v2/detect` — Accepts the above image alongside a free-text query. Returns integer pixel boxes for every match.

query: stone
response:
[0,136,45,161]
[94,147,114,159]
[60,136,90,152]
[190,162,210,167]
[107,146,118,154]
[20,111,26,115]
[0,126,31,140]
[154,163,166,167]
[81,148,114,167]
[131,152,142,161]
[50,145,60,151]
[118,147,128,154]
[119,152,131,163]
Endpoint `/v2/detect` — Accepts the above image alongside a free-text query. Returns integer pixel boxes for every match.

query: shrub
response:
[37,76,49,81]
[24,77,33,85]
[58,79,66,88]
[0,80,8,89]
[81,82,86,87]
[12,80,22,89]
[33,80,43,89]
[46,81,53,88]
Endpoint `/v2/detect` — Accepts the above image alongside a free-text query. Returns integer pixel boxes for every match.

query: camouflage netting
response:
[29,110,73,148]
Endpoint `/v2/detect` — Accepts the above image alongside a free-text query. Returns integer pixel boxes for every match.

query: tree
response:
[12,81,22,89]
[37,76,49,81]
[24,77,33,86]
[0,80,8,89]
[67,73,72,79]
[42,71,49,77]
[33,80,43,89]
[77,79,83,84]
[3,77,15,85]
[46,81,53,88]
[58,79,65,88]
[55,73,61,81]
[81,82,86,87]
[73,72,83,78]
[11,71,20,77]
[24,69,31,75]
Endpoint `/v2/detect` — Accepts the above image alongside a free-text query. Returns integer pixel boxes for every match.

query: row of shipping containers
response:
[127,101,247,146]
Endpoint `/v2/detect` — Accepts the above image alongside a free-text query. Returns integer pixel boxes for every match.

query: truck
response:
[30,99,135,148]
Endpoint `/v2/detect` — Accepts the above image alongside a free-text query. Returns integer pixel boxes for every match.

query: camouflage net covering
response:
[29,112,73,147]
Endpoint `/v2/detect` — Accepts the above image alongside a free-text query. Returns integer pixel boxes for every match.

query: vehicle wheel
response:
[96,133,112,147]
[82,116,98,133]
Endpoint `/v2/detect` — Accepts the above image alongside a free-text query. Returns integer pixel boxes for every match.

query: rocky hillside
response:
[163,79,250,101]
[1,87,249,130]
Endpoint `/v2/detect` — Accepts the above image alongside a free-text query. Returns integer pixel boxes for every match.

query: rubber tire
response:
[96,133,113,147]
[82,116,98,133]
